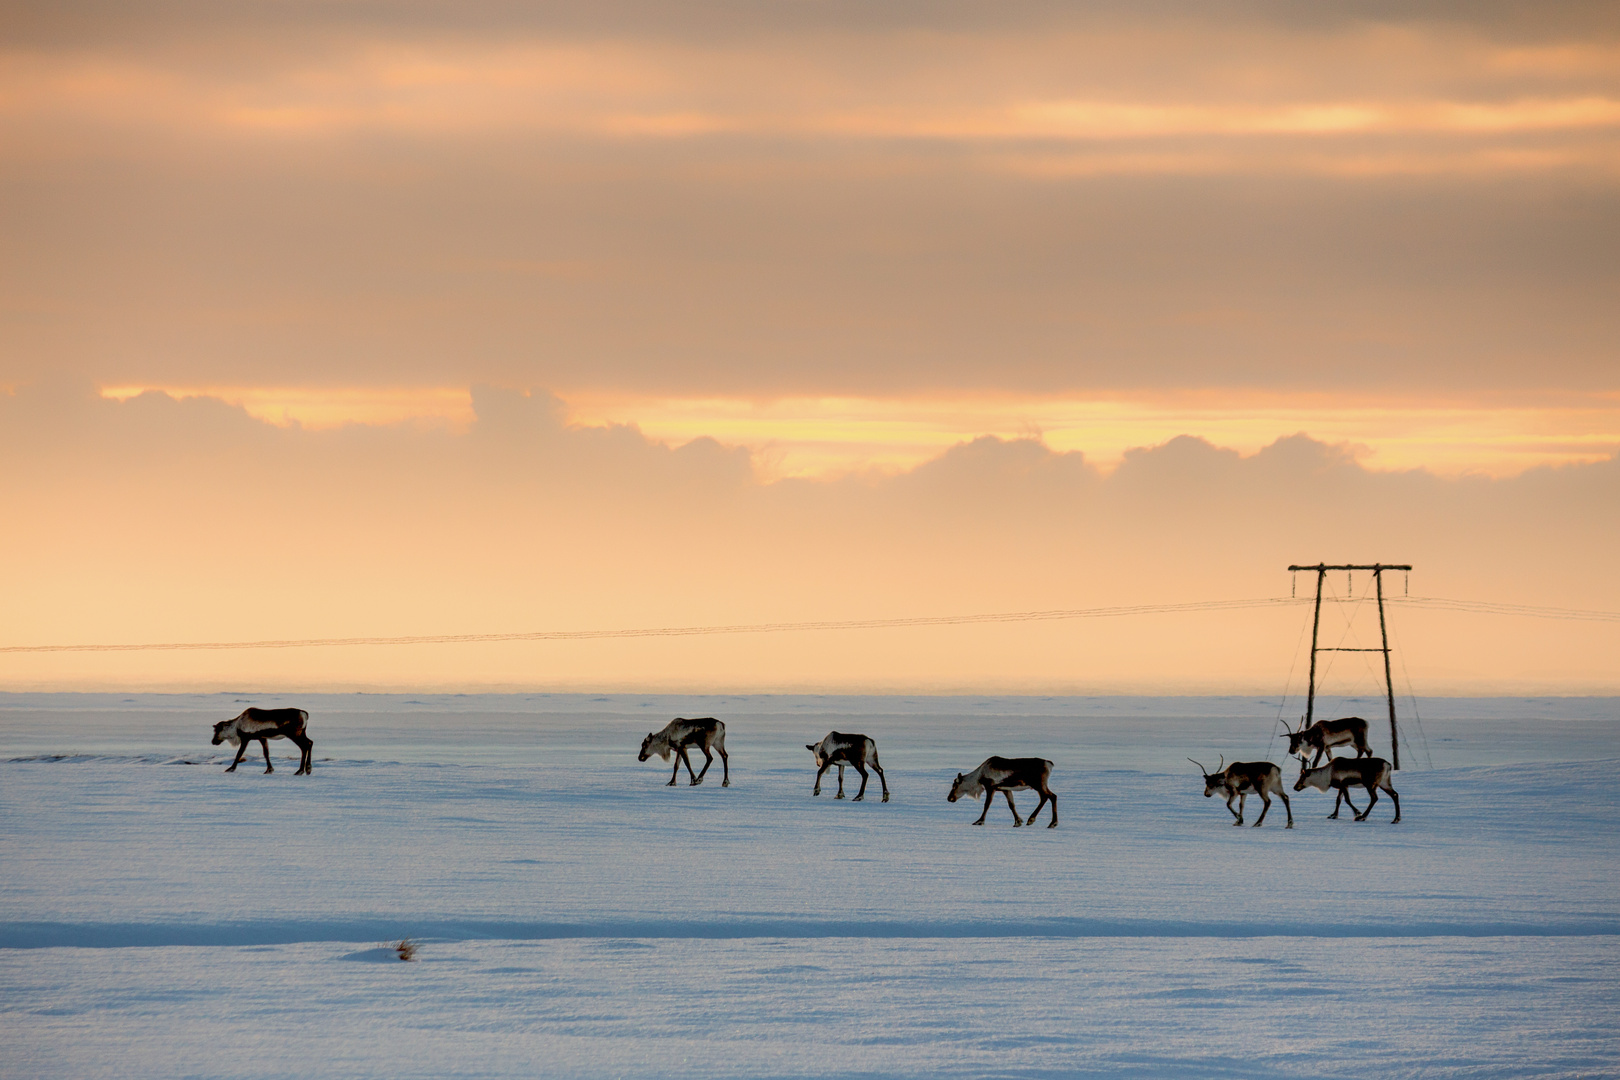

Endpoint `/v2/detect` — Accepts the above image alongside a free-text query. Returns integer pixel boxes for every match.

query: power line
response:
[2,598,1302,655]
[1392,596,1620,623]
[2,594,1612,656]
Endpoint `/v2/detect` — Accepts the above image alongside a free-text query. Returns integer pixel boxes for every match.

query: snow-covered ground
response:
[3,693,1617,1078]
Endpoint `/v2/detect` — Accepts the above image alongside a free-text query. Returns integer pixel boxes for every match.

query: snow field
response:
[5,936,1616,1080]
[2,694,1617,1077]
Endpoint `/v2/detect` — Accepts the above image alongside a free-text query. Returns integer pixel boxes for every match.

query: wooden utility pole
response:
[1287,563,1412,770]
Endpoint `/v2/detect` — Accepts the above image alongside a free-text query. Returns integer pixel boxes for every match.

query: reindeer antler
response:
[1187,757,1209,774]
[1217,754,1225,774]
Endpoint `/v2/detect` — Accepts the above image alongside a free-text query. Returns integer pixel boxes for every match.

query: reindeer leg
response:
[1026,791,1047,826]
[227,740,248,773]
[667,754,681,786]
[972,787,992,825]
[1225,791,1242,824]
[1385,784,1401,824]
[813,761,830,796]
[1341,787,1362,817]
[260,738,274,774]
[1044,790,1058,828]
[682,747,703,786]
[873,762,889,803]
[1004,789,1024,827]
[1328,787,1344,819]
[692,745,713,785]
[1253,792,1271,827]
[835,764,846,799]
[1279,790,1294,829]
[1355,784,1378,821]
[718,742,728,787]
[852,763,871,802]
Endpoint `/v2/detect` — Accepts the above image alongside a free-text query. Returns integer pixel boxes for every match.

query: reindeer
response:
[1188,756,1293,828]
[211,708,313,775]
[806,731,889,802]
[639,718,729,787]
[1293,756,1400,823]
[947,757,1057,827]
[1281,716,1372,767]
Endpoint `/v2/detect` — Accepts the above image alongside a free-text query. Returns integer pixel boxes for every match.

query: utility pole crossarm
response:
[1288,564,1412,572]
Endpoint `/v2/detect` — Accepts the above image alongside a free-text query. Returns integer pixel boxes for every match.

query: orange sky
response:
[2,2,1616,691]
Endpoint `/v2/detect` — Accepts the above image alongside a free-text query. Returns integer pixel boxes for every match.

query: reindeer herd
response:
[208,708,1400,827]
[1190,716,1402,828]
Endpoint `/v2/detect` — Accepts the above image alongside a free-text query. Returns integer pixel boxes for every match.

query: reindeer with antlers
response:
[1189,756,1293,828]
[1280,716,1372,767]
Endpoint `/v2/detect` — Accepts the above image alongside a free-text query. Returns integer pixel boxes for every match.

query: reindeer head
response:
[806,743,827,767]
[1188,755,1225,797]
[947,772,980,803]
[1292,758,1326,792]
[638,732,668,762]
[1279,716,1314,758]
[210,720,237,747]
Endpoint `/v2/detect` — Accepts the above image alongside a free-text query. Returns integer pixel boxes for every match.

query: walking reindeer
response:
[1280,716,1372,767]
[1293,756,1401,823]
[806,731,889,802]
[1189,756,1292,828]
[211,708,314,775]
[638,718,729,787]
[947,757,1058,828]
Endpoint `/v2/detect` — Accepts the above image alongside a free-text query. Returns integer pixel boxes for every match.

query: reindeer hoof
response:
[835,793,844,799]
[1286,822,1295,829]
[882,794,889,803]
[722,781,729,787]
[1012,820,1022,828]
[225,766,236,773]
[853,795,863,802]
[971,820,984,826]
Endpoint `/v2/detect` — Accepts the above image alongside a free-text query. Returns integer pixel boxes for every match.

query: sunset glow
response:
[4,2,1616,692]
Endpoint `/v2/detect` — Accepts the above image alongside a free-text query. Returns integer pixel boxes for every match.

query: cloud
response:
[1,382,1614,691]
[3,2,1617,400]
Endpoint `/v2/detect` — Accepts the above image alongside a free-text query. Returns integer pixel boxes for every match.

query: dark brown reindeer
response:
[806,731,889,802]
[639,718,729,787]
[211,708,313,775]
[948,757,1057,828]
[1281,716,1372,767]
[1293,756,1401,823]
[1189,755,1293,828]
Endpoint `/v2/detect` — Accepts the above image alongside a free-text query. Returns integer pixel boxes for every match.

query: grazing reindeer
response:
[1281,716,1372,767]
[947,757,1057,828]
[211,708,313,775]
[639,718,729,787]
[1293,756,1401,823]
[1189,756,1292,829]
[806,731,889,802]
